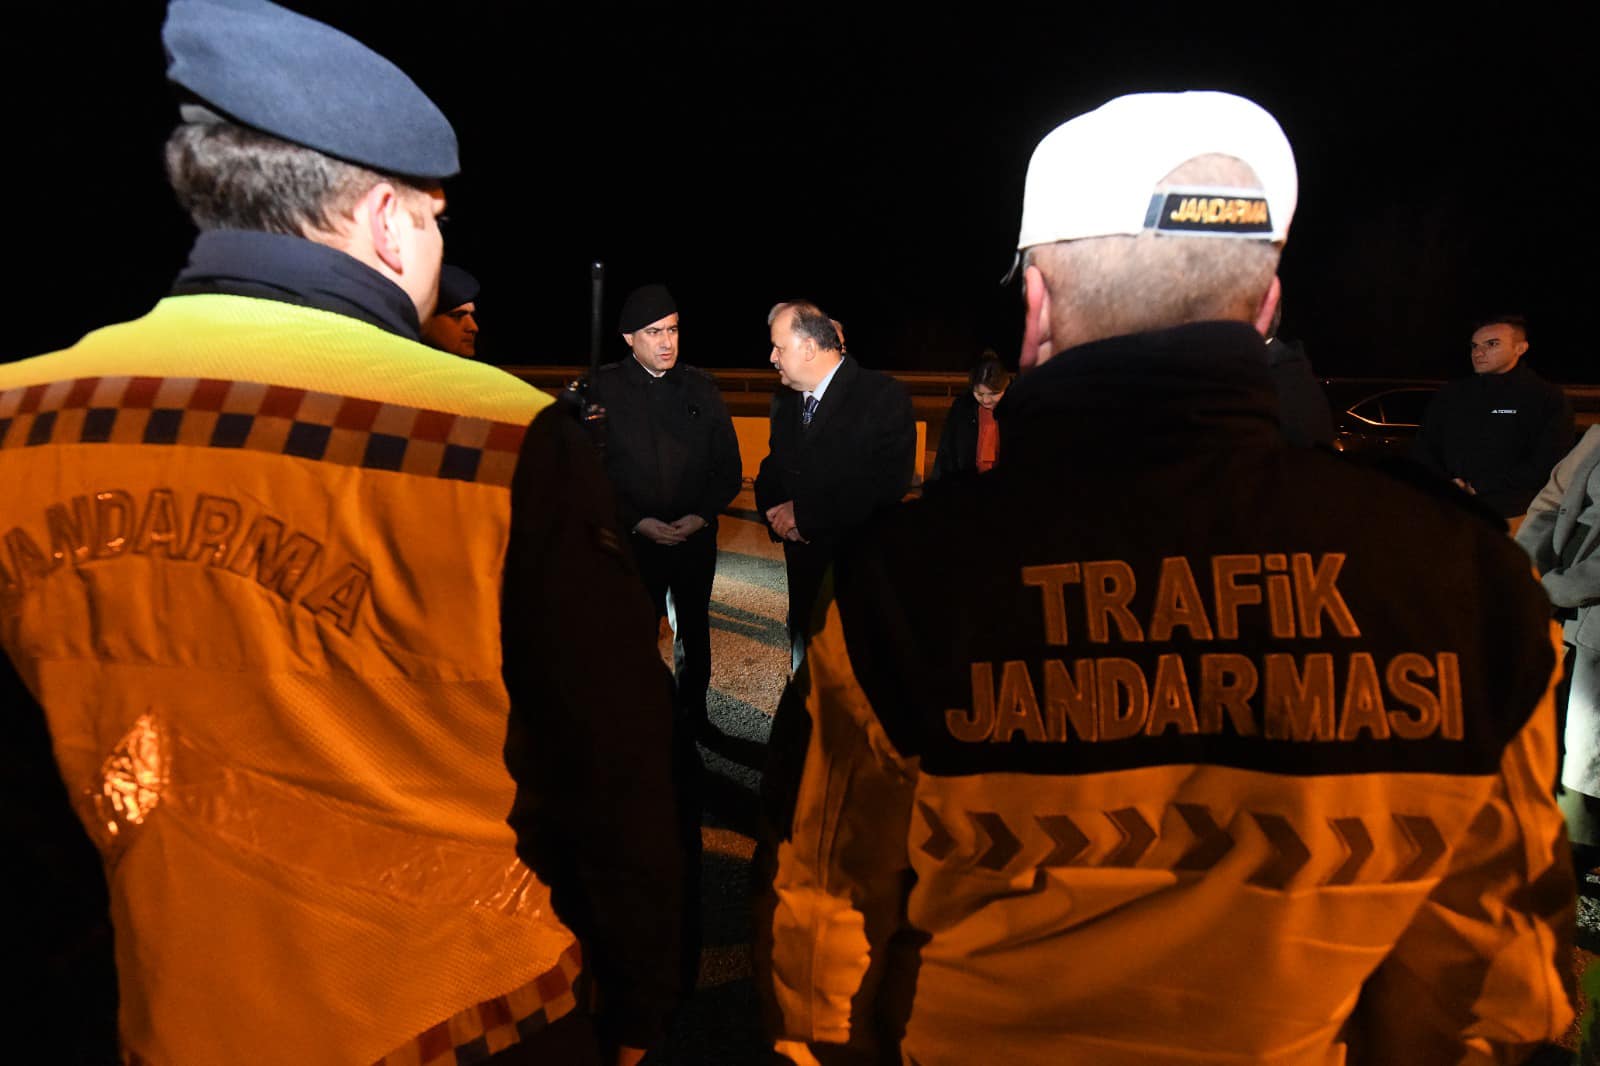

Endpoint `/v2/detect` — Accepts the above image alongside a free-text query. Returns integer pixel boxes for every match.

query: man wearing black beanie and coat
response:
[589,285,741,1000]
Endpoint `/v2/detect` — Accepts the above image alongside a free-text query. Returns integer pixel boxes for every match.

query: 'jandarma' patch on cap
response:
[1144,186,1273,236]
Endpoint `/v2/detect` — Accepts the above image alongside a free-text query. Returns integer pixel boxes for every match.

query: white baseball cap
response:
[1015,90,1297,253]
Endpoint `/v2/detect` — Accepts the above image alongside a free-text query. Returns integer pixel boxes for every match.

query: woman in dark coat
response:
[931,352,1012,481]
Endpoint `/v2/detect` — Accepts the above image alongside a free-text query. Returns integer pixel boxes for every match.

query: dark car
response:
[1321,379,1441,456]
[1323,379,1600,458]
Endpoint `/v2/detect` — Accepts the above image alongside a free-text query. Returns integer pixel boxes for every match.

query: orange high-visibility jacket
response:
[0,294,576,1065]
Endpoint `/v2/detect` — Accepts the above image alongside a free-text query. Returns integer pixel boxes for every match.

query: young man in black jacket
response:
[1412,314,1573,518]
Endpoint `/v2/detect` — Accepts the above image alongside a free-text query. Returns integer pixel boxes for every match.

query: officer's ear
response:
[364,182,409,274]
[1253,275,1282,338]
[1020,264,1054,369]
[621,331,635,349]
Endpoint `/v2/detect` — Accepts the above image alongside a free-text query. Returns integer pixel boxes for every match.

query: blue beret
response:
[163,0,460,180]
[437,265,480,310]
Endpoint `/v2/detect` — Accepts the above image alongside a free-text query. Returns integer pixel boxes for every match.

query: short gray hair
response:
[769,300,841,351]
[165,120,429,236]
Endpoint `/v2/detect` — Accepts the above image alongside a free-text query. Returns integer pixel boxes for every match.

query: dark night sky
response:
[7,3,1586,382]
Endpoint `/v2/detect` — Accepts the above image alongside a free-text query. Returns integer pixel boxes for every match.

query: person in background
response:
[588,282,743,998]
[420,263,481,357]
[756,300,915,670]
[1413,314,1573,521]
[931,350,1012,480]
[590,284,741,736]
[1517,426,1600,880]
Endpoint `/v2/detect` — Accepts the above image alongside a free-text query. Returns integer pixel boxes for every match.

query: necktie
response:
[803,393,819,426]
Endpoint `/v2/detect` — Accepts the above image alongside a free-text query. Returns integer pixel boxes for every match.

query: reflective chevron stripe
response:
[970,811,1022,870]
[918,801,956,861]
[1037,814,1091,866]
[1327,817,1375,885]
[1393,814,1448,881]
[914,802,1449,891]
[1173,803,1234,872]
[1248,813,1312,889]
[1105,808,1158,867]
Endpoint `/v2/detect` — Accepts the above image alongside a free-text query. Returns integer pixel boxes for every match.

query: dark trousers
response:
[782,540,832,672]
[633,525,718,718]
[631,526,710,997]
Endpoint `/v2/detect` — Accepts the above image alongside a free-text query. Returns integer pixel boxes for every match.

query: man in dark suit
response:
[755,300,915,668]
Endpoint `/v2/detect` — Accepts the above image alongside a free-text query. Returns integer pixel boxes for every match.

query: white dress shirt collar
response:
[807,356,845,405]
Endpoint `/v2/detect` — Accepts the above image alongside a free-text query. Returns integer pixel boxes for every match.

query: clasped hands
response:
[635,514,707,545]
[765,500,807,543]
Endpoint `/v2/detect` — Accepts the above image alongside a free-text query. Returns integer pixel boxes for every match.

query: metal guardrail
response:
[505,365,964,485]
[509,368,1600,464]
[511,367,1600,414]
[504,365,970,425]
[502,364,969,396]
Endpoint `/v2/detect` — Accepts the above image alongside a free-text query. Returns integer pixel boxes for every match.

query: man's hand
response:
[1452,477,1478,495]
[668,514,707,538]
[635,517,686,545]
[766,500,800,540]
